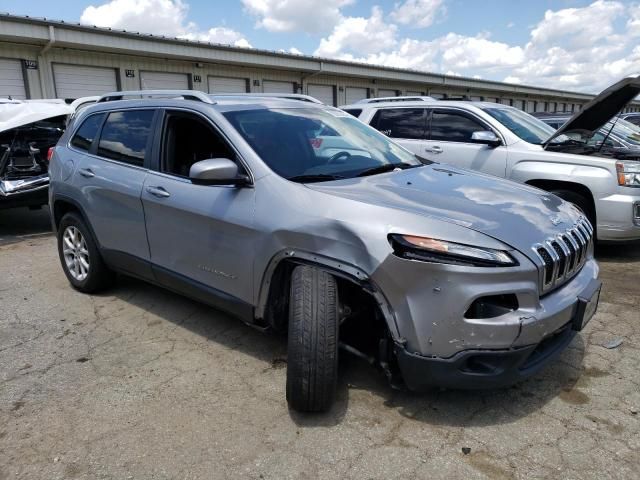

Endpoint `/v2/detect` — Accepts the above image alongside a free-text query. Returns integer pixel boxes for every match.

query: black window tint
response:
[430,111,485,142]
[342,109,362,117]
[97,110,154,166]
[71,114,104,151]
[371,108,426,139]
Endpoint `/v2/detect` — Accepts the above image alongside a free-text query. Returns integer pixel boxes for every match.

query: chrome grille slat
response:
[532,216,593,294]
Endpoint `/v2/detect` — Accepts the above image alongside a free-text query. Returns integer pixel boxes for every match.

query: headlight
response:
[388,234,518,267]
[616,160,640,187]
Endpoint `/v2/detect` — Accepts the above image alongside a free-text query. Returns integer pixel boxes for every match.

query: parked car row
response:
[341,76,640,242]
[47,86,607,412]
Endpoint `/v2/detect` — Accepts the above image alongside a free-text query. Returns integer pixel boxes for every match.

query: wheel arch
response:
[255,249,400,341]
[51,195,102,248]
[525,179,596,221]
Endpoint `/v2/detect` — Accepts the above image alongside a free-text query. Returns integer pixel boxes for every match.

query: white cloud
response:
[289,47,303,55]
[242,0,353,33]
[312,0,640,93]
[315,7,397,57]
[81,0,252,47]
[390,0,446,28]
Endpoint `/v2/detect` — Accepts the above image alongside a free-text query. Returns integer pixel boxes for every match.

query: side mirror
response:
[189,158,249,186]
[471,131,502,148]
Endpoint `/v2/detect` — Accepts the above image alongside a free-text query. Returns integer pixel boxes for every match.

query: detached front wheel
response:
[286,265,339,412]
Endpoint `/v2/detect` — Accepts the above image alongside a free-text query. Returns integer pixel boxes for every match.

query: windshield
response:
[482,106,562,145]
[608,118,640,145]
[223,107,423,181]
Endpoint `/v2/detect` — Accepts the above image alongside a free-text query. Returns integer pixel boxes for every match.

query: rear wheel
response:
[551,189,596,229]
[57,212,114,293]
[286,265,339,412]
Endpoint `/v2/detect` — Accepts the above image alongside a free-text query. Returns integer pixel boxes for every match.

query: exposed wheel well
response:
[525,179,596,220]
[262,259,391,356]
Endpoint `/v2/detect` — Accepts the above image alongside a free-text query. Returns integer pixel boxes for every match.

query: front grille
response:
[533,217,593,294]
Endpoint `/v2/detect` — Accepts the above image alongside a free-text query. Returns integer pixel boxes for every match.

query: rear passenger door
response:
[424,108,508,177]
[369,108,427,156]
[70,109,156,277]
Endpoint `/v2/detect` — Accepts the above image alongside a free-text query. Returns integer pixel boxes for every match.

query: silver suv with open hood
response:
[344,76,640,241]
[49,91,601,412]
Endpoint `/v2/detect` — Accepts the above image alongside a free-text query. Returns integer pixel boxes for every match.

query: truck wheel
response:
[551,189,596,230]
[286,265,339,412]
[57,212,114,293]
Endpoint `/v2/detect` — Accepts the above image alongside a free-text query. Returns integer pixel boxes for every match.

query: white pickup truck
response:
[342,77,640,241]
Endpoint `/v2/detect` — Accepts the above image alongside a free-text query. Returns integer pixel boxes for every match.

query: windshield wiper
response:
[287,174,344,183]
[356,162,418,178]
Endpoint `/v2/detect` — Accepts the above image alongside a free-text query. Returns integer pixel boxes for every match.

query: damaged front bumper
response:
[373,251,600,390]
[0,174,49,209]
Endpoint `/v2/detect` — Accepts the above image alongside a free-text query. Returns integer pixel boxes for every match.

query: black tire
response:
[286,265,339,412]
[551,189,596,228]
[57,212,115,293]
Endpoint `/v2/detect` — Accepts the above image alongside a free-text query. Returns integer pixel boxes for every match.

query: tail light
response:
[47,147,54,162]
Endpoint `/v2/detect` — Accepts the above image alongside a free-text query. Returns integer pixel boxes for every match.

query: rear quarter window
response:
[70,114,105,151]
[96,110,155,167]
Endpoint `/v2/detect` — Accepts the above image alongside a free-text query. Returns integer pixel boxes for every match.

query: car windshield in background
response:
[224,108,423,182]
[608,118,640,145]
[482,107,562,145]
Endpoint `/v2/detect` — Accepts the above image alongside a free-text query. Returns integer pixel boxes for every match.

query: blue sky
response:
[1,0,638,92]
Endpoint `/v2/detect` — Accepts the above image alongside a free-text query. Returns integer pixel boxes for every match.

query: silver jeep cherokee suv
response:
[49,90,601,412]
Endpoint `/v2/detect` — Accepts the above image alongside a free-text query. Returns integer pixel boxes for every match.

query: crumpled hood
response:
[0,101,73,133]
[544,76,640,147]
[306,164,582,251]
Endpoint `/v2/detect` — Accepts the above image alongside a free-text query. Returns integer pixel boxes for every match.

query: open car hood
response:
[543,76,640,148]
[0,101,73,133]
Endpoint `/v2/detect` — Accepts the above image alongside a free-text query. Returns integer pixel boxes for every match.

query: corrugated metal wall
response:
[0,41,639,112]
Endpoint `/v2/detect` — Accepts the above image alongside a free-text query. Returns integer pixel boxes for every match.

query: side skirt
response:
[101,249,255,324]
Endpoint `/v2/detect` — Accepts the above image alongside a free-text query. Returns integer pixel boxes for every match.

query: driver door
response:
[423,108,508,177]
[141,109,257,306]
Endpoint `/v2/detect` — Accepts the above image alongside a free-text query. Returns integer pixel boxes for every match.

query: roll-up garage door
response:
[53,64,118,99]
[345,87,367,104]
[307,84,335,106]
[407,90,424,96]
[0,59,26,99]
[208,76,248,93]
[263,80,294,94]
[140,71,189,90]
[378,89,398,98]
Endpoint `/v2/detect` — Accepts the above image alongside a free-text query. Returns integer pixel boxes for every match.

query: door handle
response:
[146,186,171,198]
[78,168,95,178]
[425,146,443,154]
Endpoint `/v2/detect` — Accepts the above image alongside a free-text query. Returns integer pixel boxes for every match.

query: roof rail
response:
[356,96,436,104]
[97,90,215,104]
[210,93,323,104]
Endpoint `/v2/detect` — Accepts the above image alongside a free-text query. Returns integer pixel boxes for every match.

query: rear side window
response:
[430,110,485,142]
[71,114,105,151]
[342,108,362,117]
[370,108,426,140]
[97,110,155,166]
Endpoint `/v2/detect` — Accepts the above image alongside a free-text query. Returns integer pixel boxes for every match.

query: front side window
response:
[482,106,558,145]
[97,110,155,166]
[430,110,486,142]
[162,112,236,177]
[223,107,423,181]
[71,114,105,151]
[371,108,426,140]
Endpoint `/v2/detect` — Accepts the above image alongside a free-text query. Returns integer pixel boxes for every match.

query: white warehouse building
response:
[1,13,639,113]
